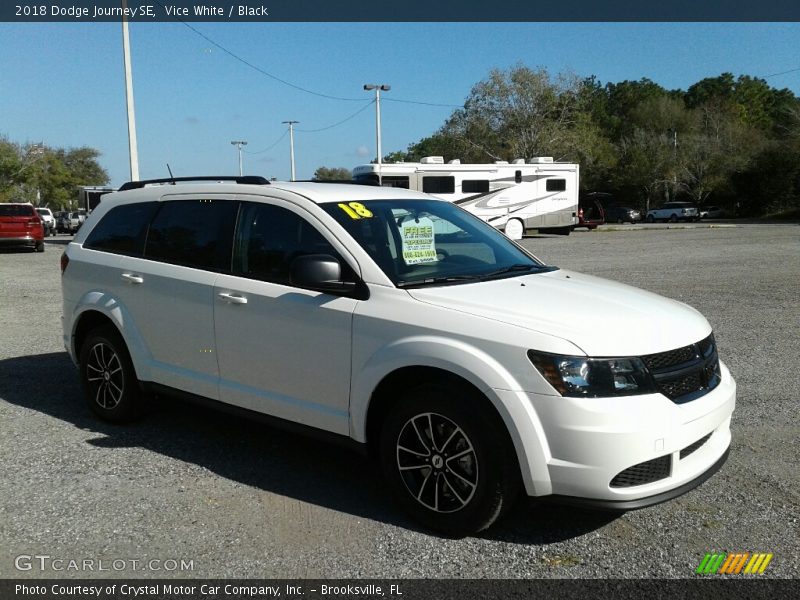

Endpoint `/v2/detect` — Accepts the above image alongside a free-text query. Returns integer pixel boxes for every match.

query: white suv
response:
[61,177,735,534]
[646,202,700,223]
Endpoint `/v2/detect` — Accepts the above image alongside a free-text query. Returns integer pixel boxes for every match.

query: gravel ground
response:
[0,225,798,579]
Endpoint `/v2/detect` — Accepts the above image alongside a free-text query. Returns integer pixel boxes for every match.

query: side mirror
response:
[290,254,357,293]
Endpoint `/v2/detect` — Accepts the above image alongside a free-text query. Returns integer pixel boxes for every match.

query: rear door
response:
[116,196,238,400]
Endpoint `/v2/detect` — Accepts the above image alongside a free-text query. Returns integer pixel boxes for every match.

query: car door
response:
[117,196,238,400]
[213,198,359,435]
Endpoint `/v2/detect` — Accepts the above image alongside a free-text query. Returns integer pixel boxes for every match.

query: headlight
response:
[527,351,656,397]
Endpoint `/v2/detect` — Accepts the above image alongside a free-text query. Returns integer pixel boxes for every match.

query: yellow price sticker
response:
[338,202,373,219]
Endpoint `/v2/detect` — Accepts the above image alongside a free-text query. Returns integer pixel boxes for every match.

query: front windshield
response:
[321,199,556,288]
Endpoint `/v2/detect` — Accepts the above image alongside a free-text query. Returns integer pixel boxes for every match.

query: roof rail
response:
[118,175,270,192]
[297,179,379,186]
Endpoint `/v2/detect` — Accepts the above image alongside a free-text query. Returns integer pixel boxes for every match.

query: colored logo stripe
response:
[696,552,773,574]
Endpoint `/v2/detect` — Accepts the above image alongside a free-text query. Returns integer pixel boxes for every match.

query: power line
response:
[243,130,287,154]
[763,67,800,79]
[153,0,465,108]
[385,97,464,108]
[296,100,375,133]
[153,0,363,102]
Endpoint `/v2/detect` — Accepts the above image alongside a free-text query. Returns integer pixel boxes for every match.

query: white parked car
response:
[700,206,726,219]
[61,177,735,534]
[646,202,699,223]
[35,207,56,236]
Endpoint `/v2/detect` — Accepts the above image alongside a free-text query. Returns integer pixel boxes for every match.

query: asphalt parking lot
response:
[0,224,798,579]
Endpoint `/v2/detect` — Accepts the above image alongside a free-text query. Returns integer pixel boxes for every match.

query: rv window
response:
[546,179,567,192]
[353,173,379,185]
[462,180,490,193]
[381,176,410,189]
[422,176,455,194]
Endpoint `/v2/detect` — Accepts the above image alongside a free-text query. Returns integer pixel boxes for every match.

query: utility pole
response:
[230,140,248,176]
[364,84,390,186]
[282,121,299,181]
[121,0,139,181]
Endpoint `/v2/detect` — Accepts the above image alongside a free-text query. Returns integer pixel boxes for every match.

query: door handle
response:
[121,273,144,284]
[217,292,248,305]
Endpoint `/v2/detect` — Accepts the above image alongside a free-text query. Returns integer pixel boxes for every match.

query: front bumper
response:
[517,360,735,504]
[547,446,729,510]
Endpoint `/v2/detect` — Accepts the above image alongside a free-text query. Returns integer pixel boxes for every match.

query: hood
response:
[407,269,711,357]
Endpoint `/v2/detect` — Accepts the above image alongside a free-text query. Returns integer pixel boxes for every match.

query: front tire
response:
[79,325,143,423]
[379,381,519,535]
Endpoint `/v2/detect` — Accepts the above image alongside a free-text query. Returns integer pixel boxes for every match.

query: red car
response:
[0,203,45,252]
[575,194,606,230]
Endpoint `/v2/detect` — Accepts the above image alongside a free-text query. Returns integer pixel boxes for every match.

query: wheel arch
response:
[70,296,150,381]
[352,338,552,496]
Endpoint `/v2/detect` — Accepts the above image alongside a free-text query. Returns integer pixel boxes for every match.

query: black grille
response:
[680,433,712,460]
[610,455,671,488]
[642,334,721,404]
[642,344,697,371]
[660,372,705,399]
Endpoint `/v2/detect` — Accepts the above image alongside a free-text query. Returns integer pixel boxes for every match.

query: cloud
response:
[356,145,371,157]
[185,117,200,125]
[258,157,275,164]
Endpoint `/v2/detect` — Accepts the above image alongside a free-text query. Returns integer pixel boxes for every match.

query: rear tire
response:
[35,241,44,253]
[379,381,519,535]
[79,325,144,423]
[646,215,655,223]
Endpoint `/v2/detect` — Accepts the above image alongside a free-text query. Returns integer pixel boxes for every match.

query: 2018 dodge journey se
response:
[61,177,735,534]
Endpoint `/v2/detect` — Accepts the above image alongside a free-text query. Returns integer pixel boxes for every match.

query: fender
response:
[350,335,553,495]
[70,292,153,382]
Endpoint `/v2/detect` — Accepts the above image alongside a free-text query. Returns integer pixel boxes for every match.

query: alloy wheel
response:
[85,342,125,410]
[396,412,479,513]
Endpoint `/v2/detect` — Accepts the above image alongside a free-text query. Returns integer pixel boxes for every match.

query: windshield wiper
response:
[479,263,552,280]
[396,275,483,289]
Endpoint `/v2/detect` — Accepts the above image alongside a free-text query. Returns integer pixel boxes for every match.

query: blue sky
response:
[1,22,799,186]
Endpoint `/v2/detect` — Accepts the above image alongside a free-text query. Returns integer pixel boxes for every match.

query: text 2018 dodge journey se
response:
[61,177,735,534]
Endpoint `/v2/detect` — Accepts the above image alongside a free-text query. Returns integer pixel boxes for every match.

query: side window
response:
[546,178,566,192]
[462,179,490,193]
[422,176,455,194]
[144,200,238,271]
[381,176,410,189]
[233,202,349,286]
[84,202,158,257]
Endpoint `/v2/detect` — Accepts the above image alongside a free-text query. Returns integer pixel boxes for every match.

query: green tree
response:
[313,166,351,181]
[1,141,108,208]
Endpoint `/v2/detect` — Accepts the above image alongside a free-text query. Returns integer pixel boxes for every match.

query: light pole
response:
[282,121,299,181]
[231,140,248,176]
[364,84,390,185]
[667,128,678,203]
[121,0,139,181]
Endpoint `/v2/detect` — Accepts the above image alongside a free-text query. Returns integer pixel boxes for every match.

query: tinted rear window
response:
[144,200,238,271]
[0,205,35,217]
[84,202,159,257]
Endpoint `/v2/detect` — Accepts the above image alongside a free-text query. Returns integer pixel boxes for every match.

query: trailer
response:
[352,156,579,239]
[78,186,115,213]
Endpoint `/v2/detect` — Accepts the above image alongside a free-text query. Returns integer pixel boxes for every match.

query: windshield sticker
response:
[338,202,373,219]
[401,216,438,265]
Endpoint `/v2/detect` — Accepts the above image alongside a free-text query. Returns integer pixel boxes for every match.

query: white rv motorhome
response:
[352,156,579,238]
